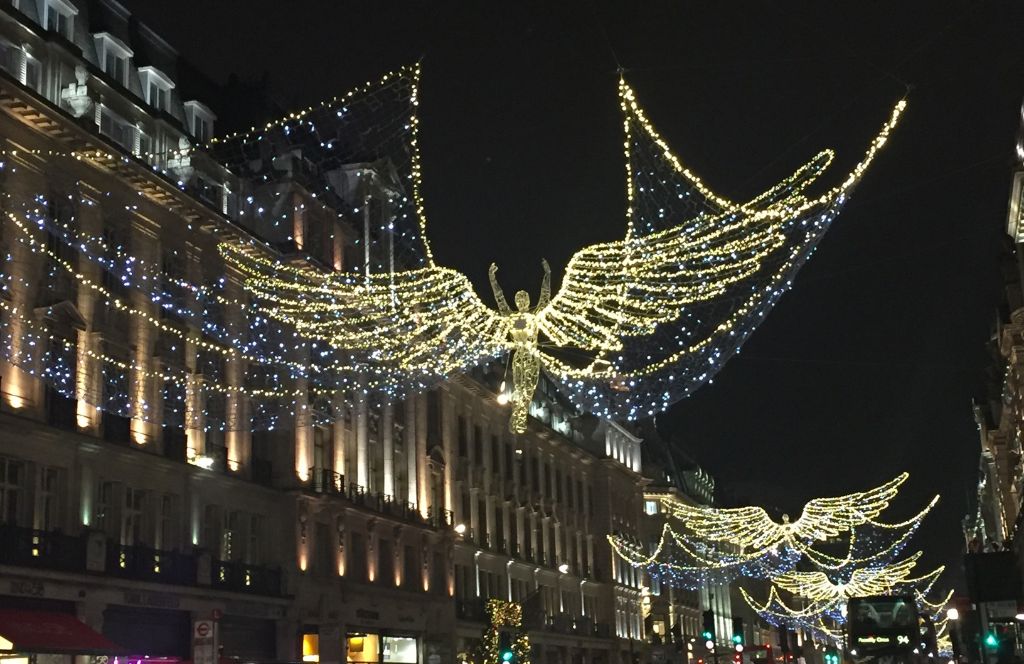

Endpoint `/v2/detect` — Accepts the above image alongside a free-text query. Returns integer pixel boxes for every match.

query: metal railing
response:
[306,467,453,529]
[0,525,283,596]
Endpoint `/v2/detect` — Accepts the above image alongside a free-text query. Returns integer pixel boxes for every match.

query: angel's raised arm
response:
[489,263,512,315]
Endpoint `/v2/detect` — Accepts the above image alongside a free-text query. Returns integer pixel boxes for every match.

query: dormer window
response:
[93,32,133,87]
[183,100,215,143]
[44,0,76,40]
[137,66,174,112]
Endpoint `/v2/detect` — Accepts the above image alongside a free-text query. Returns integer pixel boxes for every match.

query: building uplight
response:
[193,455,215,470]
[454,523,466,535]
[558,563,569,574]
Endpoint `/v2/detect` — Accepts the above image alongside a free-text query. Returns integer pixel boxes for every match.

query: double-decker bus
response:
[846,595,932,663]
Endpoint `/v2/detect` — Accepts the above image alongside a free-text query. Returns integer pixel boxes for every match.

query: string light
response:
[657,473,908,551]
[480,600,530,664]
[219,79,907,431]
[0,64,906,437]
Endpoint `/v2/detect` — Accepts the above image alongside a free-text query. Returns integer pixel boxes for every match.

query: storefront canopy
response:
[0,609,125,655]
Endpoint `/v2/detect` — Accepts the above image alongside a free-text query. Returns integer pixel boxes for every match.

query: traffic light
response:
[702,609,715,642]
[498,630,515,664]
[824,649,839,664]
[732,617,744,646]
[984,631,999,650]
[733,653,741,664]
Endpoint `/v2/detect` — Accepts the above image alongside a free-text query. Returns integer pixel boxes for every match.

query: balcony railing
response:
[213,558,282,596]
[109,543,196,585]
[0,525,283,596]
[307,467,453,529]
[0,524,85,572]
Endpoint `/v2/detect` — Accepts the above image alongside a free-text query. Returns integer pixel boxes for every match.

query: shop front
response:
[0,606,124,663]
[347,633,418,664]
[301,631,420,664]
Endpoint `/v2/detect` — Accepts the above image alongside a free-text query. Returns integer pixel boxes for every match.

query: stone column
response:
[382,399,394,498]
[333,392,347,486]
[416,392,429,516]
[405,394,418,506]
[356,374,368,489]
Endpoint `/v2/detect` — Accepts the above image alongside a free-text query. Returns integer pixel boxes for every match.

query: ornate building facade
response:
[968,98,1024,552]
[0,2,694,664]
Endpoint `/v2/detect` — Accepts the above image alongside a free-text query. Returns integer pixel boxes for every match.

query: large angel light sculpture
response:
[608,473,935,588]
[221,70,906,434]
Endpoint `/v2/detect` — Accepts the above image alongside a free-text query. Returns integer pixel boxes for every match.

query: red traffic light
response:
[733,655,741,664]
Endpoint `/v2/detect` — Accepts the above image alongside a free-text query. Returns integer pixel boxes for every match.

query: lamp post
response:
[947,608,962,664]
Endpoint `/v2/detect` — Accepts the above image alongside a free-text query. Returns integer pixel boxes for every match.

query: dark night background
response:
[121,1,1024,587]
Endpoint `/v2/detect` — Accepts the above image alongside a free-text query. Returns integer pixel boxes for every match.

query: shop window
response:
[303,633,320,663]
[383,636,417,664]
[347,633,381,664]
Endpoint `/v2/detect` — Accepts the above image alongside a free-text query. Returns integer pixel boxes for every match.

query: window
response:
[44,0,75,40]
[248,514,264,564]
[23,54,41,92]
[644,500,659,515]
[0,456,24,525]
[158,494,175,550]
[104,50,126,85]
[457,415,468,458]
[98,106,134,152]
[224,510,241,561]
[184,101,216,143]
[37,466,61,531]
[94,33,132,87]
[473,425,483,464]
[0,41,17,80]
[347,633,380,664]
[149,82,166,110]
[122,487,145,545]
[136,129,152,159]
[382,636,417,663]
[95,481,115,536]
[138,67,174,112]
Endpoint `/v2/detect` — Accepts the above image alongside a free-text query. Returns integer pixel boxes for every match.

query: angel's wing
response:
[659,500,787,551]
[660,473,908,553]
[220,243,510,377]
[771,570,839,599]
[539,80,906,420]
[789,473,909,542]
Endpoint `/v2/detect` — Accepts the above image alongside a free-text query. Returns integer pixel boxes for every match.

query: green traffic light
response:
[501,652,514,663]
[985,633,999,649]
[702,631,714,641]
[732,635,743,645]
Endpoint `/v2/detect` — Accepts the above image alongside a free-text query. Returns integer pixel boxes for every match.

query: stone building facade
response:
[0,2,681,664]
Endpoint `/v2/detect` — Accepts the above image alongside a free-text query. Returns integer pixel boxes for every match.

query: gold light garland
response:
[219,79,907,431]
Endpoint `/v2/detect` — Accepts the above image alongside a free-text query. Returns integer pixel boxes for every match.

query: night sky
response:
[122,1,1024,587]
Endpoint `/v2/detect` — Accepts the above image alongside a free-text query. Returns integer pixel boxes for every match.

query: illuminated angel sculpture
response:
[489,260,550,432]
[658,473,909,552]
[608,473,937,589]
[220,69,907,434]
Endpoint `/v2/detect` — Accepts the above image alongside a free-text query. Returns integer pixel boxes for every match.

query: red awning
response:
[0,609,125,654]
